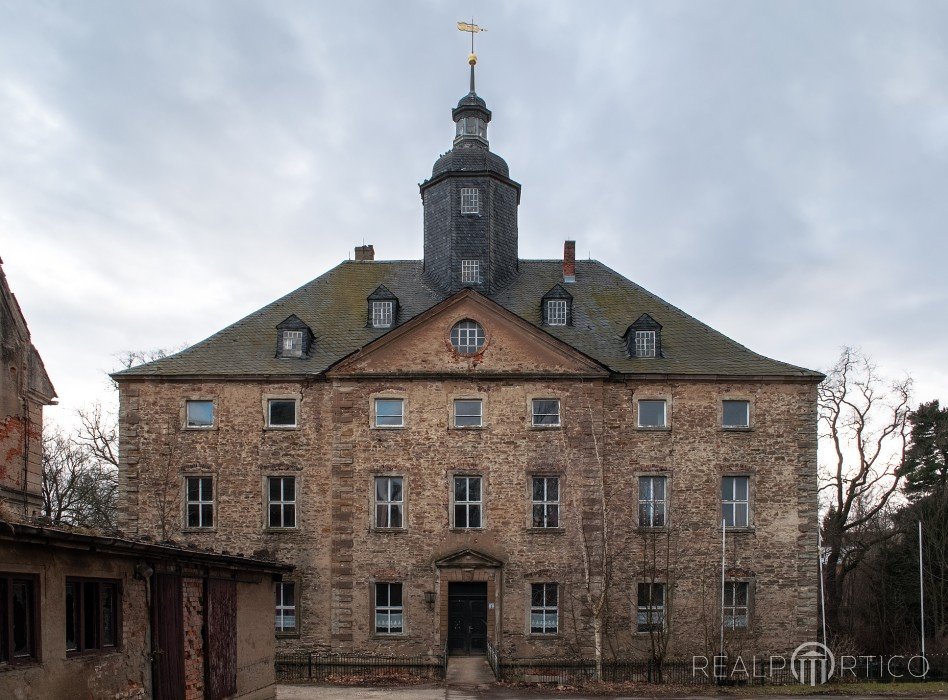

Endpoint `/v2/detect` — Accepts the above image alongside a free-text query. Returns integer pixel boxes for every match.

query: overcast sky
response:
[2,1,946,426]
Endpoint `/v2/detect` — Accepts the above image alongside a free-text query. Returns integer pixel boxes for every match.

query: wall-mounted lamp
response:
[424,590,436,608]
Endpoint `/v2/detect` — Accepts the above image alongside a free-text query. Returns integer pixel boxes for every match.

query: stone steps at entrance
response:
[445,656,496,687]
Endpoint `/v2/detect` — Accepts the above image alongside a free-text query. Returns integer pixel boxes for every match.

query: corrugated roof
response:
[114,260,821,379]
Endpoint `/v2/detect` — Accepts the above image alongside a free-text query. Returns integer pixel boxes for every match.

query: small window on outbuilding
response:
[276,315,314,359]
[541,285,573,326]
[367,285,399,329]
[624,314,663,359]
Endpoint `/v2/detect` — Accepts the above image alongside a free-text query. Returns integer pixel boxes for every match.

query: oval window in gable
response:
[450,320,485,355]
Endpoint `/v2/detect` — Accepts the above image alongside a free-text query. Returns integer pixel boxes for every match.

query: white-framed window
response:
[267,476,296,528]
[372,301,393,328]
[532,399,561,427]
[530,583,558,634]
[267,399,297,428]
[185,476,214,528]
[723,400,750,428]
[722,475,750,528]
[724,581,749,629]
[637,399,667,428]
[531,476,560,528]
[282,330,304,357]
[460,187,479,214]
[375,476,404,529]
[185,400,214,428]
[453,476,482,529]
[374,398,404,428]
[374,583,403,634]
[636,582,665,632]
[461,259,480,283]
[450,320,485,354]
[275,581,297,633]
[546,299,567,326]
[454,399,483,428]
[638,475,667,527]
[634,330,656,358]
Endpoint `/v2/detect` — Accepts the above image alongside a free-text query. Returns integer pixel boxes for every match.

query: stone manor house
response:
[115,60,821,661]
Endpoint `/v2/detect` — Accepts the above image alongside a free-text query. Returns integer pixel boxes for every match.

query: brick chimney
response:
[563,240,576,283]
[354,244,375,262]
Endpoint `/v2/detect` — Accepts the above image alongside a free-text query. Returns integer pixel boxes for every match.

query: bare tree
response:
[634,527,679,680]
[42,426,117,529]
[820,347,912,635]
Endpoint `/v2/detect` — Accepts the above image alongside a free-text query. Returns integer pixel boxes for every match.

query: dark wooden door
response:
[152,573,185,700]
[205,578,238,699]
[448,582,487,655]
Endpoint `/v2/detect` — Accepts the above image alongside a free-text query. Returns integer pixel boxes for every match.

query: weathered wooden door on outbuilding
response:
[205,577,237,699]
[152,573,185,700]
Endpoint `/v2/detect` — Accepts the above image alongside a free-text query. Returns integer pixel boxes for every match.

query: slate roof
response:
[115,260,821,380]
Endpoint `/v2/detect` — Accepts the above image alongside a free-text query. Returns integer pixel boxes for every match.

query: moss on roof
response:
[115,260,820,379]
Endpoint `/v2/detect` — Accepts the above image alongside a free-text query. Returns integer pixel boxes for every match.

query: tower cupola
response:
[420,44,521,295]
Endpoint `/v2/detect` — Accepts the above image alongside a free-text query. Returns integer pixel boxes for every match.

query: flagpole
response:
[817,527,827,646]
[720,517,726,666]
[919,520,926,679]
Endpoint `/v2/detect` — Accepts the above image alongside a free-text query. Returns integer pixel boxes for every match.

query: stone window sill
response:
[636,526,669,534]
[527,527,565,534]
[371,425,405,430]
[182,425,216,432]
[264,527,300,534]
[636,426,671,432]
[182,527,217,534]
[372,528,407,535]
[529,425,562,431]
[526,632,561,639]
[722,427,753,433]
[276,631,300,639]
[265,425,299,431]
[725,526,756,534]
[371,633,408,640]
[67,649,123,660]
[450,527,484,533]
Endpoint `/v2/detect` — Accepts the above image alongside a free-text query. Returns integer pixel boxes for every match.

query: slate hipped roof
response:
[115,259,821,380]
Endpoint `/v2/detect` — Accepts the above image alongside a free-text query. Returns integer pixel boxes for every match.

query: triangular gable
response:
[434,549,503,568]
[327,289,609,378]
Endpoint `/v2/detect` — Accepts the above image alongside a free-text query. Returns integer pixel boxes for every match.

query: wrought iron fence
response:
[495,654,948,685]
[276,650,447,683]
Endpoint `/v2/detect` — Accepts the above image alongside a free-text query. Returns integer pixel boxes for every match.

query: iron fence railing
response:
[276,650,447,683]
[485,638,500,680]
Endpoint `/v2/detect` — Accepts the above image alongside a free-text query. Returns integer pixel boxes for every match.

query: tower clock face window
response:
[460,188,479,214]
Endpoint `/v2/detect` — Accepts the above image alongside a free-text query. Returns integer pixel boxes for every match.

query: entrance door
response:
[448,582,488,655]
[151,573,185,700]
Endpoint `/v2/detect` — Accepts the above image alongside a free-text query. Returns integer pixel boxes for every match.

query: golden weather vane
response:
[457,19,486,66]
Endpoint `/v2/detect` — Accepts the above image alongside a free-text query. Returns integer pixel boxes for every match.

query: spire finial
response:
[457,20,486,94]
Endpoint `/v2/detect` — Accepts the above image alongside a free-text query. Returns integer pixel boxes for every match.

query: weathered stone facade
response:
[117,293,818,659]
[115,68,821,662]
[0,258,56,516]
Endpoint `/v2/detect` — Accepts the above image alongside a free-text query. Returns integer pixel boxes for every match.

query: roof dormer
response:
[276,315,314,359]
[367,285,399,329]
[541,285,573,327]
[624,314,662,358]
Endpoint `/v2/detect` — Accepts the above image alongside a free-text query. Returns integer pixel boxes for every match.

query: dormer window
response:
[372,301,393,328]
[282,331,303,357]
[547,301,567,326]
[634,330,656,358]
[367,285,398,329]
[624,314,663,359]
[541,285,573,327]
[461,260,480,283]
[460,188,479,214]
[276,315,313,359]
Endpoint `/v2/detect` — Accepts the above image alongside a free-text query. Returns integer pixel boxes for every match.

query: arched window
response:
[450,320,485,355]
